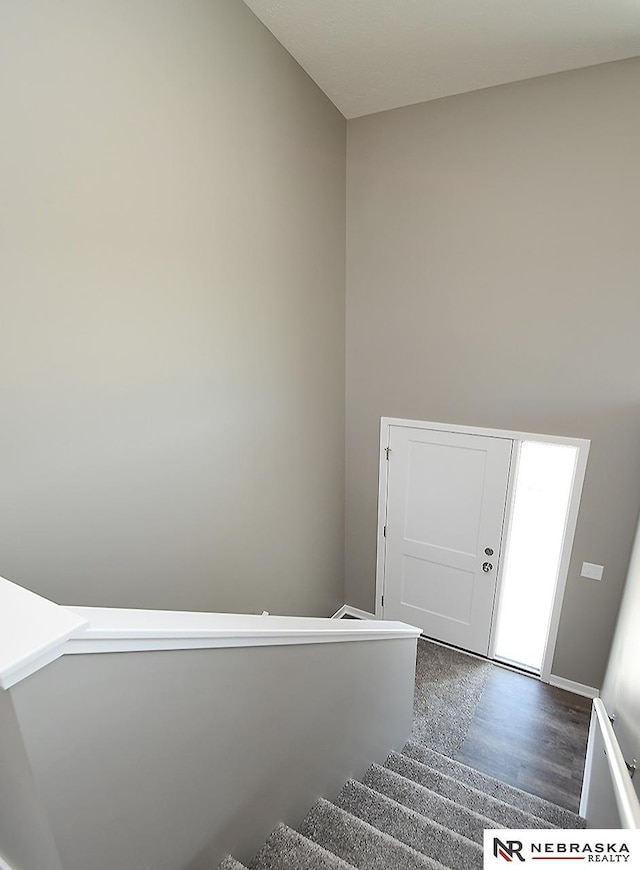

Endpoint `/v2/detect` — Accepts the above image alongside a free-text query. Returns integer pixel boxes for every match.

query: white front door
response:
[382,426,513,655]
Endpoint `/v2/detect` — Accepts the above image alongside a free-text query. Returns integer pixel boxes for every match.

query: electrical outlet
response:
[581,562,604,581]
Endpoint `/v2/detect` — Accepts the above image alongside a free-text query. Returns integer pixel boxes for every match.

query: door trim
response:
[486,439,521,662]
[376,417,590,685]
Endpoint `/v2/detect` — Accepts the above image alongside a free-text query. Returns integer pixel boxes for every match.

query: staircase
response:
[215,741,584,870]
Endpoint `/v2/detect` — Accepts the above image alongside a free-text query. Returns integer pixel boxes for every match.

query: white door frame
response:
[376,417,590,685]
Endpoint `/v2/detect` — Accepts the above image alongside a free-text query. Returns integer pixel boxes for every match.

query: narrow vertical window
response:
[494,441,578,672]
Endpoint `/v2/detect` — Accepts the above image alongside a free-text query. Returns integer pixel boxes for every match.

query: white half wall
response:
[8,637,418,870]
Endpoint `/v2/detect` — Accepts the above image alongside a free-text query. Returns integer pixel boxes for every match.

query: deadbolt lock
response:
[482,562,493,573]
[484,547,494,556]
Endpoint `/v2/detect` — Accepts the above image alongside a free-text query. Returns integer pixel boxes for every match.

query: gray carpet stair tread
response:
[250,823,357,870]
[335,779,482,870]
[299,798,449,870]
[362,763,499,845]
[216,858,249,870]
[386,752,550,830]
[403,742,584,828]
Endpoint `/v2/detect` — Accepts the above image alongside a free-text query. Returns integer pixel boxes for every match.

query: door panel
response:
[404,440,490,554]
[401,555,475,624]
[383,426,512,655]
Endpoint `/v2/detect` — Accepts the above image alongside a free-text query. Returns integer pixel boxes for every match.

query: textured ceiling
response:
[242,0,640,118]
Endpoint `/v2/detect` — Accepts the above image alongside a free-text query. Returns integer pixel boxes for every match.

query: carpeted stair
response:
[215,743,584,869]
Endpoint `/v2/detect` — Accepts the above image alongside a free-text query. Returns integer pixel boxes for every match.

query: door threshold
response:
[419,634,542,681]
[493,654,540,678]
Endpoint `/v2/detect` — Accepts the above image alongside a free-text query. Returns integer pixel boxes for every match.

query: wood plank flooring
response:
[455,664,592,813]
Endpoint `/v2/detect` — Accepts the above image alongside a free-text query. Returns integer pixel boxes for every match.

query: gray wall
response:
[9,639,417,870]
[0,0,346,616]
[345,58,640,688]
[0,690,62,870]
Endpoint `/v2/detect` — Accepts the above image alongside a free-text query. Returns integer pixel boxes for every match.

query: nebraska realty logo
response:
[483,830,640,867]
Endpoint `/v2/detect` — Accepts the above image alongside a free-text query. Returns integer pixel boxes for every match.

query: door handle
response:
[482,562,493,573]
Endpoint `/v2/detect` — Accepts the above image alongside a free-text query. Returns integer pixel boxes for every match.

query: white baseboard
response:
[548,674,599,699]
[331,605,377,621]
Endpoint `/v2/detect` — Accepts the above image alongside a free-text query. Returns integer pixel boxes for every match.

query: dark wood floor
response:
[340,615,591,812]
[455,664,592,813]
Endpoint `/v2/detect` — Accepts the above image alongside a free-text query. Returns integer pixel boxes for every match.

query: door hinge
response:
[385,446,391,460]
[383,525,387,537]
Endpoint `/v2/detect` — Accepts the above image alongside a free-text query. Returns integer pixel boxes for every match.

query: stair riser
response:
[249,824,357,870]
[300,798,450,870]
[362,764,499,845]
[336,780,482,870]
[386,753,550,830]
[402,743,584,829]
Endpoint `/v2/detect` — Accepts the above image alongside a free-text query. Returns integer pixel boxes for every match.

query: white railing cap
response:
[64,605,420,654]
[0,575,420,688]
[0,576,88,689]
[67,605,419,639]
